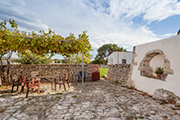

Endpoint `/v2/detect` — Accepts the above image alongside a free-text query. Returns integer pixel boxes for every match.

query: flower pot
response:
[156,74,161,78]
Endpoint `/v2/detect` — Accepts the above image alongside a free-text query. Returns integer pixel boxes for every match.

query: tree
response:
[92,44,126,64]
[17,51,52,64]
[0,19,93,85]
[62,53,92,64]
[0,19,21,85]
[53,59,61,63]
[62,31,93,64]
[61,57,70,63]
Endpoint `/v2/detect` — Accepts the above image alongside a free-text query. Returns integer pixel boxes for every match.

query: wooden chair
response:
[54,73,69,91]
[19,75,28,94]
[10,74,21,93]
[26,77,40,98]
[19,74,40,98]
[65,73,70,88]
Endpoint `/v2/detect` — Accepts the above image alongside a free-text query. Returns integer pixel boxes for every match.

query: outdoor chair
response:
[19,75,28,94]
[78,71,86,82]
[26,77,40,98]
[54,73,69,91]
[20,75,40,98]
[10,73,21,93]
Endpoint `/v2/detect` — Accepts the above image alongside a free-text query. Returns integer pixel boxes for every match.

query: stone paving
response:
[0,79,180,120]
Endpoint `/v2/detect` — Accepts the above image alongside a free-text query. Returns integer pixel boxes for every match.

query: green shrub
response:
[18,52,52,64]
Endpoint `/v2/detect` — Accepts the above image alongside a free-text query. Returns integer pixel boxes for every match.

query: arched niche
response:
[138,49,174,80]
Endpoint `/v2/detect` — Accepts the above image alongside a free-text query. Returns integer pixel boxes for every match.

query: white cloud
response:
[160,33,177,38]
[109,0,180,22]
[0,0,180,58]
[0,0,49,32]
[144,0,180,21]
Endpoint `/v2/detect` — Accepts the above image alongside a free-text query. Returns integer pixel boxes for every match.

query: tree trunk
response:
[68,57,71,64]
[0,56,3,86]
[7,51,12,85]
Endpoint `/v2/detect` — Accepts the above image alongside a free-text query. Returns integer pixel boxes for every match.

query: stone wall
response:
[10,64,92,83]
[107,64,131,84]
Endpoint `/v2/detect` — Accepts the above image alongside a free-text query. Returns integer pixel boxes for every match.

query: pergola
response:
[0,19,92,90]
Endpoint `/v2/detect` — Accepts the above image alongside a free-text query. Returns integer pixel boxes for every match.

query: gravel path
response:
[0,79,180,120]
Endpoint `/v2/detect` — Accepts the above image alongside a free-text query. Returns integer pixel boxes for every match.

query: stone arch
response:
[138,49,173,80]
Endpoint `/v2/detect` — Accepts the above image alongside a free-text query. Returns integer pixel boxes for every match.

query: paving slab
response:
[0,79,180,120]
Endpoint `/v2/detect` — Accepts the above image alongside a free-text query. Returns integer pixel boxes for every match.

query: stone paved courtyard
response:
[0,79,180,120]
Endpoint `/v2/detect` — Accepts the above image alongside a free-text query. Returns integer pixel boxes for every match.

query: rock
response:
[153,89,176,103]
[176,100,180,107]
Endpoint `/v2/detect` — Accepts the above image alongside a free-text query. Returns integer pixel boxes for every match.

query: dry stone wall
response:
[107,64,131,84]
[10,64,92,83]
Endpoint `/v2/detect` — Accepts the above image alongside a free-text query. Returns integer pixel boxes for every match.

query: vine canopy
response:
[0,19,92,57]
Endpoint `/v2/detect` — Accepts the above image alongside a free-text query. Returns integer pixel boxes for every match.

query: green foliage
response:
[115,80,118,83]
[139,116,144,119]
[0,19,92,58]
[0,19,93,85]
[61,53,92,64]
[53,59,61,63]
[155,67,164,74]
[69,53,92,64]
[72,95,77,98]
[56,93,63,95]
[92,44,126,64]
[17,52,52,64]
[62,57,70,63]
[11,58,20,63]
[97,44,126,58]
[91,57,106,65]
[99,68,107,78]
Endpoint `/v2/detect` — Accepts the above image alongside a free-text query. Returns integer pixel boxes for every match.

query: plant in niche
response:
[155,67,164,78]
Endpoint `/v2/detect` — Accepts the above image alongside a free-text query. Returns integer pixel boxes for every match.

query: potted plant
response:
[155,67,164,78]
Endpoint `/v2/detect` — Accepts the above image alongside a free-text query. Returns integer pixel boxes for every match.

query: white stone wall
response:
[131,35,180,97]
[108,52,133,65]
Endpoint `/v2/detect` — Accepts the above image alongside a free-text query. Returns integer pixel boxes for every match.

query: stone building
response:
[129,34,180,97]
[107,51,133,65]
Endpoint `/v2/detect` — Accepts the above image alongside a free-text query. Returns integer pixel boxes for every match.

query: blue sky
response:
[0,0,180,59]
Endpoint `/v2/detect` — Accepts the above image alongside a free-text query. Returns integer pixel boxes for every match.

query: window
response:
[122,59,126,64]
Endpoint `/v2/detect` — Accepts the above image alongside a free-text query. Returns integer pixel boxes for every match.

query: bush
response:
[18,53,52,64]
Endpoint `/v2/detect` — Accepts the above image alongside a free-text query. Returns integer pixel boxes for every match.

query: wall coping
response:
[11,64,89,66]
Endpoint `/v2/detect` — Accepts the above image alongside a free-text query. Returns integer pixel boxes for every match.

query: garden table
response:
[35,75,57,90]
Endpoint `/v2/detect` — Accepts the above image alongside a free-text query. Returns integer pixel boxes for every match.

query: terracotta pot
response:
[156,74,161,78]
